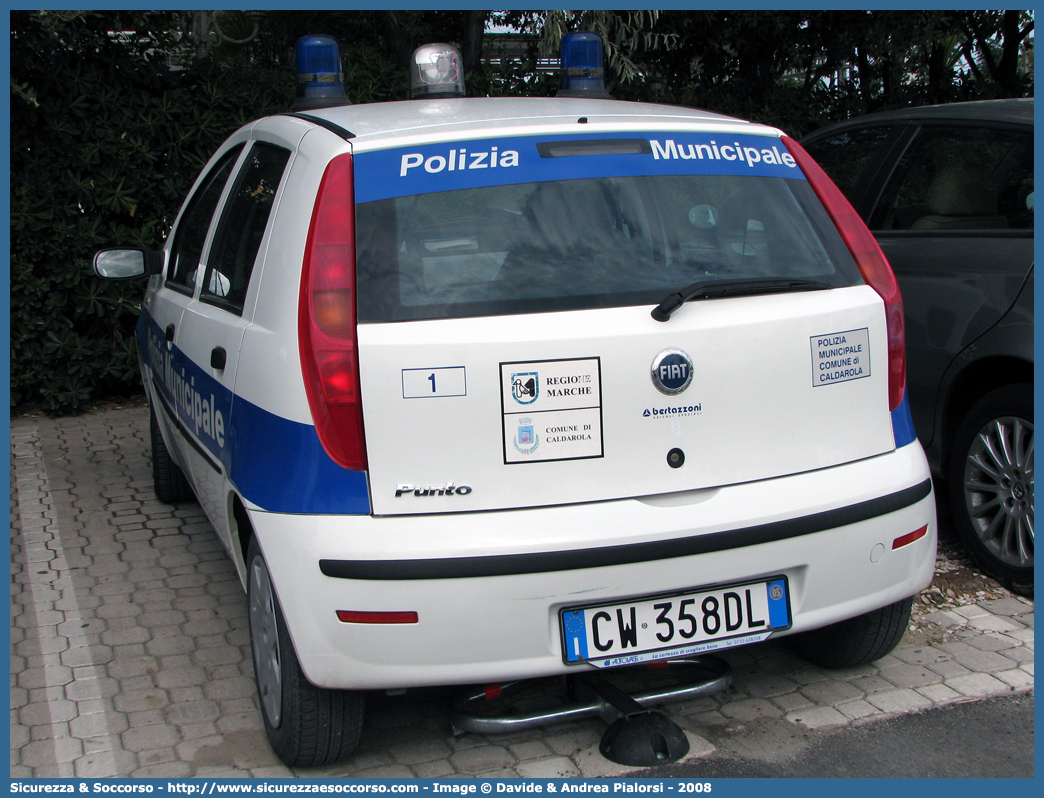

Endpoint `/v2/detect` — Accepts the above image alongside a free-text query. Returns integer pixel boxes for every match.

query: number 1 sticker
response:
[402,367,466,398]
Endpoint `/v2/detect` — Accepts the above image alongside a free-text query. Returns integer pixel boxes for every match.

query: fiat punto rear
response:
[94,36,936,766]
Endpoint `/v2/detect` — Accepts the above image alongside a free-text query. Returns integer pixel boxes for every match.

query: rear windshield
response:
[355,137,861,322]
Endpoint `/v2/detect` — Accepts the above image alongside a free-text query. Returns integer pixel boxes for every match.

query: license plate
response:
[560,577,791,668]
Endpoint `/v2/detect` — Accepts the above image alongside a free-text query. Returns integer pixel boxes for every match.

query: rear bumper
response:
[251,442,936,690]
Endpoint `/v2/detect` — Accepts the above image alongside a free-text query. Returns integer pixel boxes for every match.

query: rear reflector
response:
[783,136,906,411]
[336,610,419,624]
[483,684,503,700]
[892,525,929,550]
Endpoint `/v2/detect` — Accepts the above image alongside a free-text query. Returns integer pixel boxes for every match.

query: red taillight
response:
[783,137,906,411]
[299,153,367,470]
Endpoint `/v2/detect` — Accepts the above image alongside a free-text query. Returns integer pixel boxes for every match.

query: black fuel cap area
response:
[667,448,685,468]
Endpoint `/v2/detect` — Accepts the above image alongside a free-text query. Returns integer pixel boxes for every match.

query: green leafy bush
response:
[11,14,290,417]
[10,11,294,414]
[9,11,425,415]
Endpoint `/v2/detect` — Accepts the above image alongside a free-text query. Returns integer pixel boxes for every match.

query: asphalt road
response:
[639,691,1034,778]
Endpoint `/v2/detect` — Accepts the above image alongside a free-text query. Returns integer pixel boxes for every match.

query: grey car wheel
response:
[963,415,1033,566]
[150,406,194,504]
[246,538,365,766]
[788,596,913,668]
[249,543,283,728]
[949,385,1033,595]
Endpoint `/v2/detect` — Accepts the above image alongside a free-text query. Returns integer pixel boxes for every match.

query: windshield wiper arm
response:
[651,278,833,322]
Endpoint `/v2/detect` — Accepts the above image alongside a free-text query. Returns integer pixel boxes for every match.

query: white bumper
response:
[250,442,936,690]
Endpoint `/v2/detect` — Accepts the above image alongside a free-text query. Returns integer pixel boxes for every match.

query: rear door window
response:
[871,126,1033,232]
[166,146,243,293]
[355,133,861,322]
[201,143,292,314]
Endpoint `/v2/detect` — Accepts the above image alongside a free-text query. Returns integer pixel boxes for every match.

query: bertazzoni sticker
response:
[500,358,603,464]
[810,328,870,387]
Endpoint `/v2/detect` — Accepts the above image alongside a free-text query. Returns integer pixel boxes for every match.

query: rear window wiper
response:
[651,278,834,322]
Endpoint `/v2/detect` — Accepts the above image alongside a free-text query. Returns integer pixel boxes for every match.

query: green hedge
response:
[10,13,297,413]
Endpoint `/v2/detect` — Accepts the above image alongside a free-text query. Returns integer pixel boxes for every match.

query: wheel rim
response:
[249,555,282,727]
[963,414,1034,569]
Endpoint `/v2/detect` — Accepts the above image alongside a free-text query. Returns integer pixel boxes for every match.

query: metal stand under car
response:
[449,657,732,767]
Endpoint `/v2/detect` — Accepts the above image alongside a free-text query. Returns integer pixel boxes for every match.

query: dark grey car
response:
[803,99,1033,594]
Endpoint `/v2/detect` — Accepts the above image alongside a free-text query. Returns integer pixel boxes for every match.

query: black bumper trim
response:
[319,478,933,581]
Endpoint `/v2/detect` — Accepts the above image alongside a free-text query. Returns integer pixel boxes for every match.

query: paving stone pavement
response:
[10,404,1034,778]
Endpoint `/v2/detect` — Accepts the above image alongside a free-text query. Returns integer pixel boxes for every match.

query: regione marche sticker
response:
[811,327,870,387]
[501,358,603,464]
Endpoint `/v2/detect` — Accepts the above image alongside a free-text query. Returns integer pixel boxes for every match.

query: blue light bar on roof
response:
[293,35,348,111]
[557,32,611,99]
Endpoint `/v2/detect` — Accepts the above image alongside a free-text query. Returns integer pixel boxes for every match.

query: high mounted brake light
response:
[299,153,367,470]
[783,136,906,411]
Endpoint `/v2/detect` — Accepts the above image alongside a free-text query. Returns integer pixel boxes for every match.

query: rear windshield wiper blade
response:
[651,278,834,322]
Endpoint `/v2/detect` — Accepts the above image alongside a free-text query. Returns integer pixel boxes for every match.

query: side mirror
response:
[93,248,164,279]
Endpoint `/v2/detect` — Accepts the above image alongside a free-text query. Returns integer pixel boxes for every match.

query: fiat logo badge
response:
[651,349,694,395]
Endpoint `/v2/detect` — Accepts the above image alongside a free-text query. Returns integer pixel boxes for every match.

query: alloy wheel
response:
[249,555,283,727]
[963,414,1034,569]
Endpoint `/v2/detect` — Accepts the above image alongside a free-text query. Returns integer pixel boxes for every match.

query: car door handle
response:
[211,347,227,371]
[165,324,175,342]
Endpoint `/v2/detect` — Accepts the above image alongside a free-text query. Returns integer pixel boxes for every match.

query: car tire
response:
[150,407,194,504]
[947,385,1033,596]
[788,597,912,668]
[247,538,364,767]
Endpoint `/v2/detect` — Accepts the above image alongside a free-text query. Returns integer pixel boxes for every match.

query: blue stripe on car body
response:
[137,310,371,515]
[891,392,917,448]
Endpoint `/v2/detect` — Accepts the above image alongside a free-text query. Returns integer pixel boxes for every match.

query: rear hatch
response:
[352,129,896,515]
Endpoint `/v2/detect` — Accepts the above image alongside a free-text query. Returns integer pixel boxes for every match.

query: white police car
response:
[95,35,937,766]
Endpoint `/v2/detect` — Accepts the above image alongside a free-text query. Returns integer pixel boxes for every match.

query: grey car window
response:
[802,125,896,201]
[873,126,1033,232]
[201,143,292,313]
[166,146,243,292]
[356,174,861,322]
